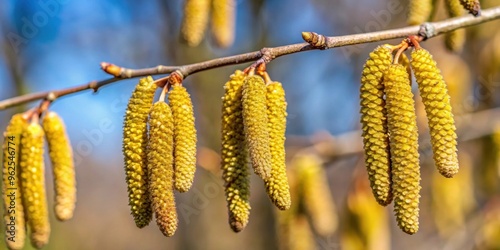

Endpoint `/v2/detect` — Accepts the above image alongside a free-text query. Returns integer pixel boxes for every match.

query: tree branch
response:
[1,6,500,111]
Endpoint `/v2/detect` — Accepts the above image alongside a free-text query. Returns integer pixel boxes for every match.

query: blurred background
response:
[1,0,500,249]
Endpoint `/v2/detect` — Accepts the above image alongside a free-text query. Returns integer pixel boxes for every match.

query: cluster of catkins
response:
[359,43,459,234]
[2,111,76,249]
[221,69,291,232]
[181,0,236,48]
[122,76,196,236]
[408,0,481,52]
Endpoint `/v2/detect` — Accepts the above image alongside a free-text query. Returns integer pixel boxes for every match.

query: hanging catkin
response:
[444,0,466,52]
[181,0,211,46]
[242,75,272,180]
[42,111,76,221]
[122,76,156,228]
[408,0,433,25]
[168,85,197,193]
[20,123,50,248]
[264,82,291,210]
[385,64,421,235]
[211,0,235,48]
[221,70,251,232]
[411,48,459,178]
[360,45,393,206]
[147,102,178,237]
[2,114,27,250]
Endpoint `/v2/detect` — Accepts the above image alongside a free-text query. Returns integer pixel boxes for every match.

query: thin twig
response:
[1,6,500,111]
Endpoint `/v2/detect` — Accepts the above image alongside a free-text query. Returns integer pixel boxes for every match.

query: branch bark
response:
[1,6,499,111]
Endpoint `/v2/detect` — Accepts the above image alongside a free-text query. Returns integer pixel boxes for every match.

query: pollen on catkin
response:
[407,0,433,25]
[20,123,50,249]
[221,70,251,232]
[242,75,272,180]
[444,0,466,52]
[147,102,178,237]
[122,76,157,228]
[264,82,291,210]
[385,64,421,235]
[360,45,393,206]
[181,0,211,46]
[42,111,76,222]
[211,0,235,48]
[168,85,197,193]
[460,0,481,16]
[411,48,459,178]
[2,114,27,250]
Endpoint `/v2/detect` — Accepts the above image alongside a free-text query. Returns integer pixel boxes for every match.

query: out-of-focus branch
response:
[1,6,500,110]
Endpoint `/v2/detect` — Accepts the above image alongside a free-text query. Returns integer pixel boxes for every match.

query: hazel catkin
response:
[20,123,50,249]
[2,114,27,250]
[221,70,251,232]
[211,0,236,48]
[384,64,421,235]
[444,0,466,52]
[242,75,272,180]
[122,76,156,228]
[264,82,291,210]
[42,111,76,222]
[411,48,459,178]
[147,102,178,237]
[408,0,433,25]
[181,0,211,46]
[168,85,197,193]
[360,45,393,206]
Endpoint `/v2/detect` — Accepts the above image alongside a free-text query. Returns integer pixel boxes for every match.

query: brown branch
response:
[1,6,500,111]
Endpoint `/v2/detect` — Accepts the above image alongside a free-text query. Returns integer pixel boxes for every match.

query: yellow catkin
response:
[360,45,393,206]
[211,0,235,48]
[242,75,272,180]
[147,102,178,237]
[122,76,156,228]
[460,0,481,16]
[2,114,27,250]
[408,0,433,25]
[385,64,421,235]
[42,111,76,222]
[181,0,211,46]
[168,85,197,193]
[399,52,412,82]
[221,70,250,232]
[411,48,459,178]
[19,123,50,249]
[295,153,338,236]
[444,0,466,52]
[264,82,291,211]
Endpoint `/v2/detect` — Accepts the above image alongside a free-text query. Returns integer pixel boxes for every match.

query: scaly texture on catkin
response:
[168,85,197,193]
[181,0,210,46]
[460,0,481,16]
[221,70,251,232]
[385,64,421,235]
[2,114,27,250]
[20,123,50,249]
[408,0,433,24]
[211,0,235,48]
[242,75,272,180]
[122,76,156,228]
[264,82,291,210]
[42,111,76,221]
[444,0,466,52]
[147,102,178,237]
[360,45,393,206]
[399,52,412,82]
[411,48,459,178]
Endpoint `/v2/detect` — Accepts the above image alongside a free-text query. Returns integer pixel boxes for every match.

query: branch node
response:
[46,92,57,101]
[168,71,184,87]
[302,31,328,49]
[418,23,435,40]
[89,81,99,93]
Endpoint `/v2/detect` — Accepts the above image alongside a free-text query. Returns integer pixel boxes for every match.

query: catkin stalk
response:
[221,70,251,232]
[2,114,27,250]
[42,111,76,221]
[20,123,50,248]
[385,64,421,235]
[122,76,157,228]
[147,102,178,237]
[168,85,197,193]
